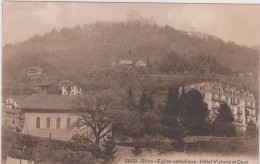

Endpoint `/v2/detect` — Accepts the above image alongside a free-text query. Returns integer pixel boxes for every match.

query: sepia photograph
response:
[2,1,259,164]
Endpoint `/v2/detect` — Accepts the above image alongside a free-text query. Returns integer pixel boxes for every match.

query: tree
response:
[111,110,144,138]
[174,118,187,141]
[212,102,237,137]
[245,120,258,138]
[125,86,137,111]
[142,110,161,135]
[138,90,159,135]
[139,90,154,114]
[146,56,153,73]
[131,146,142,156]
[102,136,117,163]
[161,88,181,138]
[180,89,210,136]
[76,90,118,145]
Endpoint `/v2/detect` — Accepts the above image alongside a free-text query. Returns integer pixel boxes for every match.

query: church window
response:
[67,117,71,129]
[46,117,50,129]
[56,117,61,129]
[36,117,40,128]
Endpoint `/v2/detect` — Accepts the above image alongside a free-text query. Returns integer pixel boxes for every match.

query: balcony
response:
[230,101,239,105]
[235,118,243,123]
[212,97,225,102]
[245,104,255,109]
[237,109,243,114]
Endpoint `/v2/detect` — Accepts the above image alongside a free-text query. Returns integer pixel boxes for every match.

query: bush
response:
[131,146,142,156]
[245,121,258,138]
[2,129,97,163]
[102,137,118,163]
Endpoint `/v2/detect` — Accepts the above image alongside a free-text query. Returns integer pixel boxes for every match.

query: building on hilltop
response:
[118,60,133,65]
[111,62,117,66]
[135,60,147,67]
[179,82,257,130]
[59,80,82,95]
[27,67,47,80]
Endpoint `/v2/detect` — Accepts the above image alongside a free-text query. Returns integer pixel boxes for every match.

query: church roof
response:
[20,94,82,111]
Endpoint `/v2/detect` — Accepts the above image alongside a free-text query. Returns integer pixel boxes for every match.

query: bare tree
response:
[75,90,118,145]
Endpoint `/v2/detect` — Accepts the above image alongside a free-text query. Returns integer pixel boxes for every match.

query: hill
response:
[3,20,259,96]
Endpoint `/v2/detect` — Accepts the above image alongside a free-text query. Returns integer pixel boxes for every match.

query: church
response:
[19,83,88,140]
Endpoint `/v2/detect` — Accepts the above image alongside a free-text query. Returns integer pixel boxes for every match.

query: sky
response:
[3,2,260,47]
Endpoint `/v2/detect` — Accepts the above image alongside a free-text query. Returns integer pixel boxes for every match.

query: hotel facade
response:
[180,82,257,130]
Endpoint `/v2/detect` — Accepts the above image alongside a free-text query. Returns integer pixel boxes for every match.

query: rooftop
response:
[20,94,82,111]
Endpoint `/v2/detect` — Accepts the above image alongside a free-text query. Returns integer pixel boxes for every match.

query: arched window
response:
[56,117,61,129]
[36,117,40,128]
[46,117,50,129]
[66,117,71,129]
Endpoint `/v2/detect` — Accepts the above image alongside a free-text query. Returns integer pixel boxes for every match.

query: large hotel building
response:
[180,82,257,130]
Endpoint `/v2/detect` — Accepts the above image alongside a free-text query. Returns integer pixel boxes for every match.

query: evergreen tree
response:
[181,89,210,136]
[102,137,117,163]
[138,90,159,135]
[146,56,153,73]
[147,95,155,110]
[214,103,234,122]
[164,88,180,115]
[212,102,237,137]
[125,86,137,111]
[131,146,142,156]
[161,88,181,138]
[128,86,135,100]
[139,90,154,113]
[139,91,148,114]
[174,116,188,142]
[142,110,161,135]
[245,120,258,138]
[146,56,152,68]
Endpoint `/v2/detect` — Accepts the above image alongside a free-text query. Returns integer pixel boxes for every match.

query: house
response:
[2,96,26,131]
[111,62,117,66]
[238,73,244,79]
[61,82,82,95]
[2,108,24,131]
[180,82,257,131]
[27,68,47,80]
[245,72,253,77]
[135,60,147,67]
[118,60,133,65]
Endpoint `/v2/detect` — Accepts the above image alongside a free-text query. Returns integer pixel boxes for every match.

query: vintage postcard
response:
[2,1,259,164]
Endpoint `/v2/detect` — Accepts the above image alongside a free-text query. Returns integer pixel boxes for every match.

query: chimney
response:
[39,84,48,94]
